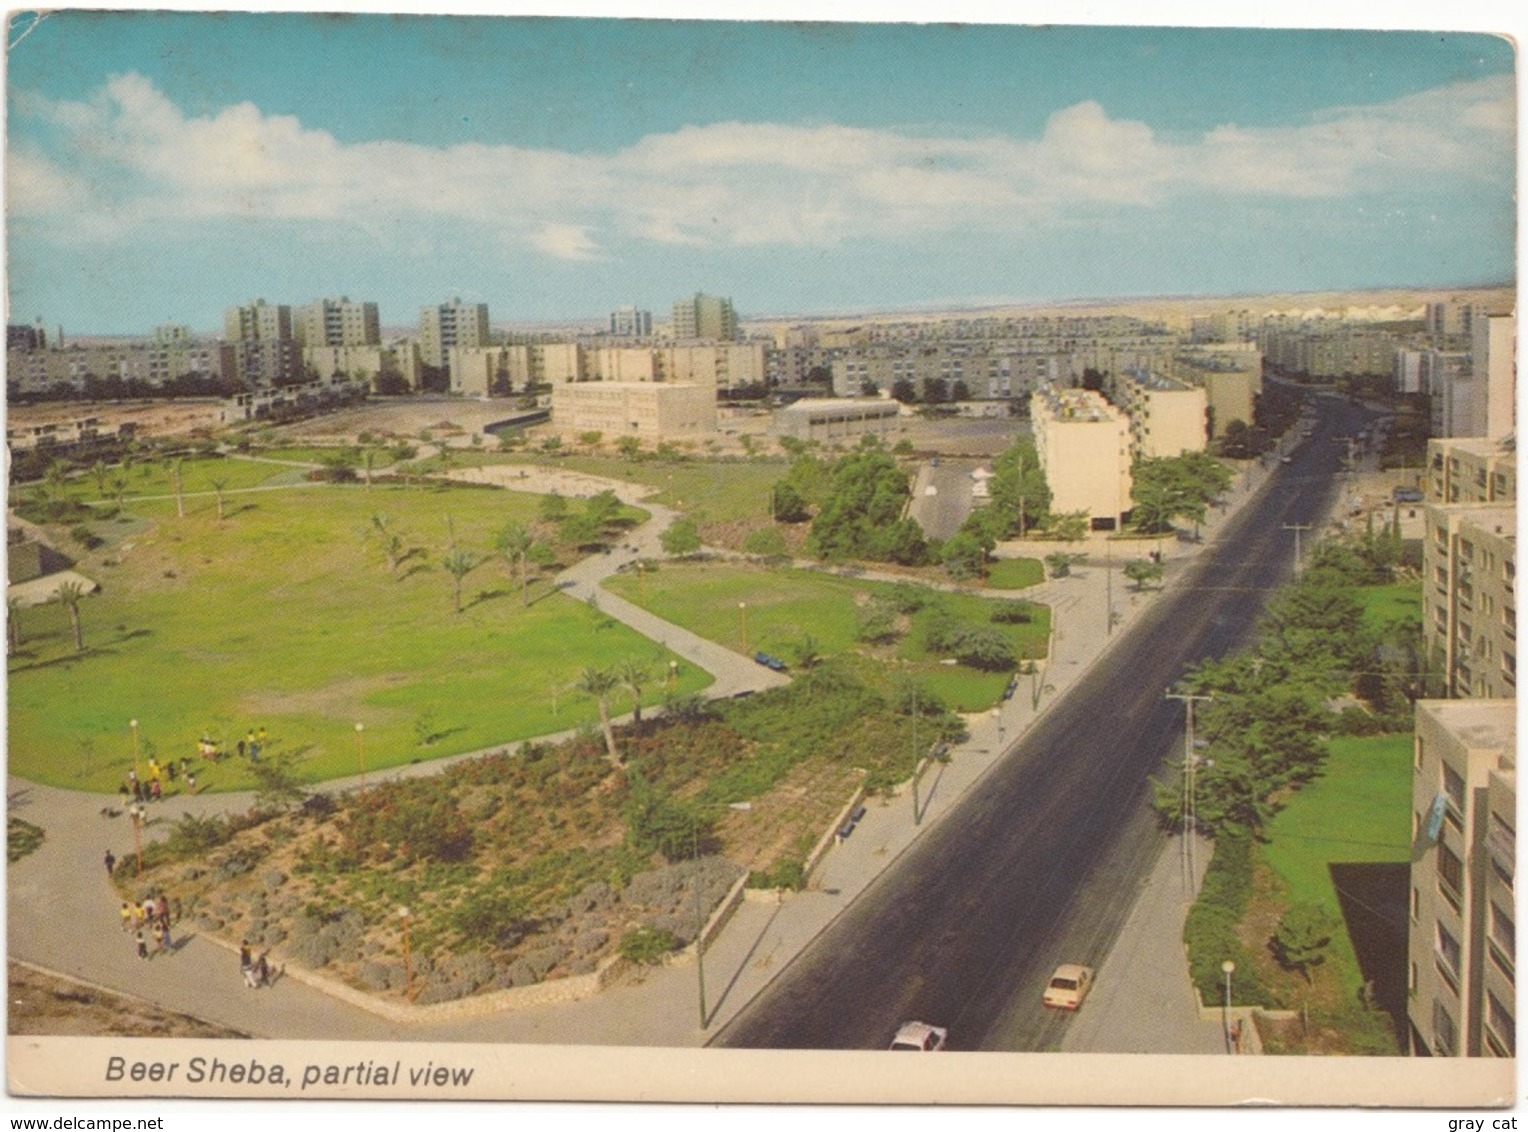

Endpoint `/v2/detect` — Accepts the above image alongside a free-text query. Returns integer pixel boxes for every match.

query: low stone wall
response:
[803,783,870,882]
[1193,986,1297,1055]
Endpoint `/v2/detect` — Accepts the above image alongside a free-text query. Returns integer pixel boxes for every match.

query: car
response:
[1042,964,1095,1011]
[890,1021,948,1051]
[1393,487,1424,503]
[753,651,787,672]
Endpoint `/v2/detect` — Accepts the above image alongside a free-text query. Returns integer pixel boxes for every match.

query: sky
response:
[2,5,1518,335]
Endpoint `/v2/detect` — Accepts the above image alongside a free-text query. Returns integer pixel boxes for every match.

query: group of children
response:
[121,891,175,960]
[239,940,272,989]
[120,757,196,804]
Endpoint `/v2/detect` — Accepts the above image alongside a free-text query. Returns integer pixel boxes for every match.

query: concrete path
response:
[7,448,1282,1048]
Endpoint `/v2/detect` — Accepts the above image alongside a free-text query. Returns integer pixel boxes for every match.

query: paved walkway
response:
[7,446,1292,1048]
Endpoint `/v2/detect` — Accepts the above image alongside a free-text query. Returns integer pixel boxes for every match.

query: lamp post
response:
[1221,960,1236,1054]
[738,602,748,652]
[129,718,140,781]
[128,802,144,876]
[354,722,366,791]
[991,706,1004,751]
[692,818,709,1030]
[669,660,679,693]
[398,906,414,1001]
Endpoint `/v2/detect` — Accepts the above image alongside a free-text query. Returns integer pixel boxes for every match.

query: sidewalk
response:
[7,450,1280,1046]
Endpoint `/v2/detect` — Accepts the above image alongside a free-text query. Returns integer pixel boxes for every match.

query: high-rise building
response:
[1030,386,1132,530]
[224,299,292,344]
[295,297,381,348]
[610,306,653,337]
[672,293,738,341]
[1406,699,1515,1057]
[419,299,490,369]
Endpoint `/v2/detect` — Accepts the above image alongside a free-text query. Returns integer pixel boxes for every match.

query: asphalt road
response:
[715,392,1376,1052]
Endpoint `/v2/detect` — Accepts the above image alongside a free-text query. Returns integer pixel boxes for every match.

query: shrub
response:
[989,599,1038,624]
[749,858,806,891]
[619,926,679,965]
[69,524,103,550]
[742,527,788,558]
[447,887,530,948]
[1183,834,1266,1005]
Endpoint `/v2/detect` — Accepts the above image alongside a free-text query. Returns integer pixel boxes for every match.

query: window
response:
[1487,992,1515,1056]
[1432,999,1458,1056]
[1489,902,1515,975]
[1438,844,1464,911]
[1436,923,1462,990]
[1443,765,1466,829]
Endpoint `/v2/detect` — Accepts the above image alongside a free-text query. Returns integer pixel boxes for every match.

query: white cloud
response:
[8,71,1514,258]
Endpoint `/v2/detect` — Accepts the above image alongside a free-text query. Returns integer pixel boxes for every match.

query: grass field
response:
[604,561,1049,710]
[7,481,704,793]
[18,454,303,507]
[984,558,1044,590]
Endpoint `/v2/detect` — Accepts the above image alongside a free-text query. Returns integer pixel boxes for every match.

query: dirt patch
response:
[8,962,247,1038]
[239,674,412,723]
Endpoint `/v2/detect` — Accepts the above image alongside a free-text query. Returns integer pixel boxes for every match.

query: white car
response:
[890,1021,948,1051]
[1042,964,1095,1011]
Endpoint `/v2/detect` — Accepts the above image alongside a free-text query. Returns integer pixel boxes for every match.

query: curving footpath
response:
[7,453,1286,1047]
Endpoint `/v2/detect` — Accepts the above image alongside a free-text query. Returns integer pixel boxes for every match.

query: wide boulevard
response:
[716,390,1376,1051]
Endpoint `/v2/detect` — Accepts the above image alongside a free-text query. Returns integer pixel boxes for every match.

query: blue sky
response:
[4,9,1517,333]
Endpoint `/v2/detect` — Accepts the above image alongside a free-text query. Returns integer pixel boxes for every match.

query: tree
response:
[806,447,923,563]
[584,489,623,530]
[494,520,534,606]
[210,477,228,521]
[617,658,652,723]
[922,377,949,404]
[660,517,702,557]
[986,439,1051,537]
[623,767,710,862]
[941,529,988,581]
[441,547,477,613]
[576,666,621,765]
[360,448,379,491]
[1123,558,1165,591]
[250,751,308,813]
[1270,903,1339,983]
[90,460,109,494]
[1046,511,1091,544]
[742,526,788,558]
[538,491,569,524]
[559,512,606,550]
[54,580,87,652]
[787,634,823,670]
[1045,551,1085,578]
[950,380,971,402]
[770,480,811,523]
[370,513,406,578]
[890,379,918,404]
[616,436,643,460]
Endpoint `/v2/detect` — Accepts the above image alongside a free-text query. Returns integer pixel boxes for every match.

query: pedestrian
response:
[131,779,144,804]
[185,771,197,793]
[104,849,116,878]
[155,894,170,930]
[178,758,189,780]
[141,897,156,926]
[156,921,172,956]
[240,941,258,989]
[119,902,133,932]
[254,953,270,988]
[147,758,161,783]
[149,779,162,802]
[237,737,246,759]
[136,930,149,961]
[166,760,177,783]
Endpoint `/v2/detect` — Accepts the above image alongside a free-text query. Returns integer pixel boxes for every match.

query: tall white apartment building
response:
[295,297,380,348]
[610,306,653,337]
[224,299,291,344]
[1422,503,1516,701]
[1407,699,1516,1057]
[672,293,738,341]
[1111,367,1209,458]
[419,299,490,369]
[1030,386,1132,530]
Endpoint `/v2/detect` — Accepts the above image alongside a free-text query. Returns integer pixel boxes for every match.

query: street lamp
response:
[669,660,679,693]
[128,802,145,876]
[129,718,140,781]
[991,706,1004,750]
[1221,960,1236,1054]
[738,602,748,651]
[398,906,414,1001]
[354,722,365,791]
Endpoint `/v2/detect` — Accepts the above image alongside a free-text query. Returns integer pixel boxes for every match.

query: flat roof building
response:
[772,398,900,442]
[551,381,716,439]
[1031,386,1132,530]
[1112,367,1208,458]
[1422,503,1516,701]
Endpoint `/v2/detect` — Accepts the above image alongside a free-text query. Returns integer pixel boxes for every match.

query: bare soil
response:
[7,962,247,1038]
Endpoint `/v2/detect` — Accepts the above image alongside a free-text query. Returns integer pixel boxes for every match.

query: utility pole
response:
[1283,523,1312,574]
[1166,689,1213,893]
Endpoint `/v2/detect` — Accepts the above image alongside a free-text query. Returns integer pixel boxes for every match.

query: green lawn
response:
[1359,583,1421,630]
[984,558,1044,590]
[460,453,790,525]
[604,561,1049,710]
[1262,733,1414,909]
[7,482,705,793]
[19,455,301,507]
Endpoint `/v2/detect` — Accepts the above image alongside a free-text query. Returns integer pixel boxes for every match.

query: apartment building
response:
[1162,344,1262,437]
[1030,386,1132,530]
[6,342,237,395]
[295,297,381,348]
[1407,699,1516,1057]
[672,293,738,341]
[551,381,716,438]
[224,299,292,344]
[1422,503,1516,701]
[609,306,653,337]
[419,299,490,369]
[1469,312,1516,441]
[303,344,396,389]
[1110,367,1208,458]
[1427,438,1517,505]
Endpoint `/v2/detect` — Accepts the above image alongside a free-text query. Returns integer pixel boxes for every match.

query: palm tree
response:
[441,547,477,613]
[210,477,228,521]
[55,580,87,652]
[576,666,621,765]
[360,448,378,492]
[494,520,534,607]
[617,658,652,723]
[109,471,130,510]
[90,460,109,494]
[370,513,406,578]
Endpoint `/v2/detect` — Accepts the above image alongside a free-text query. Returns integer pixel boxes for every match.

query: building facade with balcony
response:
[1422,504,1516,701]
[1407,699,1516,1057]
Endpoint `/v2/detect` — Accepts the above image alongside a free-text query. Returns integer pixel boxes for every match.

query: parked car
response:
[1042,964,1095,1011]
[753,651,787,671]
[890,1021,948,1051]
[1393,487,1424,503]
